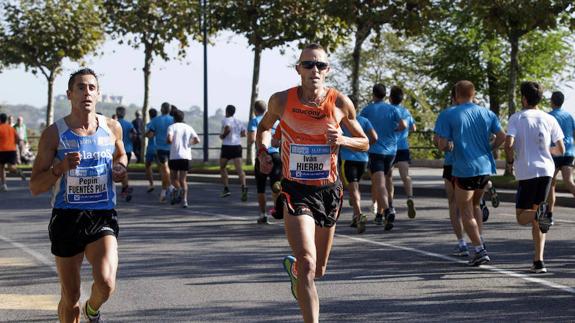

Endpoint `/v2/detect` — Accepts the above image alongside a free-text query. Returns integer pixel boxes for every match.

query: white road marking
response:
[195,210,575,296]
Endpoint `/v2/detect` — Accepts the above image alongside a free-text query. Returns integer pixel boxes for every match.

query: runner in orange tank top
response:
[255,44,368,323]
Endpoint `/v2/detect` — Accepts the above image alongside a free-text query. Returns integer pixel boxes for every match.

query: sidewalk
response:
[125,166,575,208]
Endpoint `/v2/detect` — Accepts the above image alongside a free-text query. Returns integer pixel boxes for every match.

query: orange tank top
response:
[0,124,16,151]
[279,87,339,186]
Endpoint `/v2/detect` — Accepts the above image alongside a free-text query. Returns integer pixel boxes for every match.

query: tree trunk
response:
[351,24,370,103]
[141,46,153,160]
[45,71,56,128]
[507,33,519,118]
[246,43,262,166]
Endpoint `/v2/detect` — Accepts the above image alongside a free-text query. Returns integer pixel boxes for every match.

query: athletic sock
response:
[86,301,99,317]
[458,239,467,248]
[474,245,484,253]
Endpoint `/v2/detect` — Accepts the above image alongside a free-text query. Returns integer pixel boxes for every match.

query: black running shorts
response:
[275,179,343,228]
[254,153,282,194]
[168,159,191,171]
[220,145,243,160]
[0,151,17,165]
[342,160,367,183]
[553,156,574,169]
[49,209,119,257]
[442,165,453,181]
[368,153,395,175]
[156,149,170,164]
[454,175,490,191]
[516,176,552,210]
[393,149,411,164]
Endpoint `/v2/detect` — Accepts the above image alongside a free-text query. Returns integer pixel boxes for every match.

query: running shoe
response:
[18,169,26,181]
[529,261,547,274]
[407,198,416,219]
[82,301,102,323]
[147,186,155,193]
[257,215,269,224]
[374,213,384,225]
[452,245,469,257]
[468,248,490,266]
[480,199,489,222]
[489,186,500,208]
[241,187,248,202]
[384,209,395,231]
[0,184,7,192]
[282,255,298,300]
[350,216,358,228]
[536,202,553,233]
[357,214,367,234]
[182,202,188,208]
[221,187,230,198]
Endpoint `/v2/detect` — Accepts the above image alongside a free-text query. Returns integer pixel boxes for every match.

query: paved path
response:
[0,177,574,322]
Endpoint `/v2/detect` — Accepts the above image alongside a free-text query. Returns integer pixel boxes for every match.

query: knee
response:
[95,276,116,298]
[298,255,317,281]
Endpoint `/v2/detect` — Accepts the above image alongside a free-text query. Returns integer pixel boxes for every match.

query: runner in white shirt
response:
[505,81,564,273]
[219,104,248,200]
[167,109,200,208]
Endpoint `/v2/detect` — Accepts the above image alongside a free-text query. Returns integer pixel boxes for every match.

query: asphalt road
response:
[1,177,574,322]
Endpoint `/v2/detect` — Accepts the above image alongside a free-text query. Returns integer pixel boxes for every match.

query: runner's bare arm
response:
[492,130,506,150]
[504,135,515,163]
[108,118,128,182]
[367,128,378,145]
[256,92,284,151]
[220,125,230,139]
[29,125,64,195]
[334,94,368,151]
[550,139,565,156]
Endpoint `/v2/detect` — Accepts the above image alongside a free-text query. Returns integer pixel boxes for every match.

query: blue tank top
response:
[51,115,116,209]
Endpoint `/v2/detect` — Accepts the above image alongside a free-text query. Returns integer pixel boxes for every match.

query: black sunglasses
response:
[300,61,329,70]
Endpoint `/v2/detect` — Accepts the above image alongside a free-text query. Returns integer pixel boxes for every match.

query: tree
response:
[324,0,439,102]
[468,0,574,116]
[211,0,348,164]
[0,0,105,126]
[104,0,202,158]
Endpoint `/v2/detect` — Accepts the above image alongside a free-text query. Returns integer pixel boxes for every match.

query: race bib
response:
[289,144,331,180]
[66,164,109,204]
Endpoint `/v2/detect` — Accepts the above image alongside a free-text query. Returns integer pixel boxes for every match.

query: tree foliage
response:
[104,0,202,157]
[0,0,106,126]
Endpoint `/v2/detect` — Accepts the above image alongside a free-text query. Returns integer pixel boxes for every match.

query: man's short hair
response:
[149,108,158,119]
[551,91,564,107]
[116,106,126,119]
[298,43,327,62]
[373,84,386,99]
[521,81,543,107]
[160,102,170,114]
[135,110,142,117]
[226,105,236,116]
[0,113,6,123]
[68,68,98,91]
[174,109,185,123]
[389,86,404,105]
[170,105,178,116]
[455,80,475,101]
[254,100,267,114]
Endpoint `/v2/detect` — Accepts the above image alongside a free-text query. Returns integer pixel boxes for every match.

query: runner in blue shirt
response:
[247,100,281,224]
[547,90,575,216]
[145,108,158,192]
[359,83,406,230]
[116,106,136,201]
[146,102,174,202]
[341,107,377,234]
[436,80,505,266]
[387,86,417,219]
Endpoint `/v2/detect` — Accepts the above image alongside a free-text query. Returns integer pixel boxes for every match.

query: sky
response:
[1,31,574,121]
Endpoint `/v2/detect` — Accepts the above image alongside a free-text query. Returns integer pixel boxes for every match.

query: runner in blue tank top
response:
[30,68,128,323]
[547,91,575,214]
[146,102,174,202]
[116,106,137,201]
[436,80,506,267]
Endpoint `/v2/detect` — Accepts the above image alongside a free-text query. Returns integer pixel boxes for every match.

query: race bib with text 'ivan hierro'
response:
[289,144,330,180]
